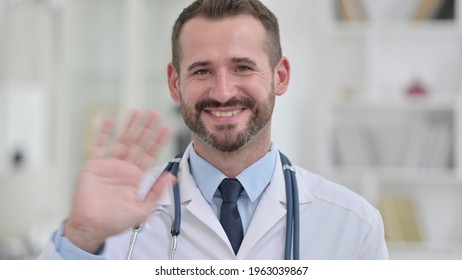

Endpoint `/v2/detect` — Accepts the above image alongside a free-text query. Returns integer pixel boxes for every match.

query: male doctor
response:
[41,0,388,259]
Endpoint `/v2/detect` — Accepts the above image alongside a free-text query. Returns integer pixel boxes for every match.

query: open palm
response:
[64,110,173,254]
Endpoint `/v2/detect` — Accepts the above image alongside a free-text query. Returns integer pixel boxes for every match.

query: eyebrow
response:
[187,61,210,72]
[186,57,258,72]
[231,57,257,66]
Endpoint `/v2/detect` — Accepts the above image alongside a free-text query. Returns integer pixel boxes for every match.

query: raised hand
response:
[64,110,174,254]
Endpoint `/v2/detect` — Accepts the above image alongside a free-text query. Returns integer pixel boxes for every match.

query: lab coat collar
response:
[152,143,196,206]
[153,143,315,257]
[236,150,315,258]
[257,150,316,205]
[154,143,315,205]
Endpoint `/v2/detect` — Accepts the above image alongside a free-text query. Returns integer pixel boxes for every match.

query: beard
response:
[180,90,275,153]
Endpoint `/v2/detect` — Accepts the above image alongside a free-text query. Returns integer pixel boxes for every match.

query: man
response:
[41,0,388,259]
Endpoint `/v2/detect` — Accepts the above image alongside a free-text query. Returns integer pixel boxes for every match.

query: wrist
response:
[63,219,105,254]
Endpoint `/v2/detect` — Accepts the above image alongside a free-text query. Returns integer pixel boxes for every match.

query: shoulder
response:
[294,166,381,227]
[138,165,167,198]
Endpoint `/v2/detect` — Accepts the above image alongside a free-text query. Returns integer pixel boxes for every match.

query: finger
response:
[118,109,142,145]
[120,110,164,165]
[130,111,161,152]
[143,172,176,210]
[146,125,172,158]
[128,111,161,160]
[137,126,172,171]
[90,117,115,159]
[138,110,163,143]
[109,110,142,160]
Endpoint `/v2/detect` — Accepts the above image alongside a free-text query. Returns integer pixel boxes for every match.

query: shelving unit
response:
[316,0,462,258]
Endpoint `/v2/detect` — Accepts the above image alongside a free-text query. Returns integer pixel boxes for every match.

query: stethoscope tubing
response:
[169,153,183,237]
[127,150,300,260]
[280,152,300,260]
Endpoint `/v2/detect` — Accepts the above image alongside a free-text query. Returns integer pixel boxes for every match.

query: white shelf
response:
[319,0,462,259]
[333,96,458,112]
[332,19,461,38]
[388,241,462,259]
[329,166,460,186]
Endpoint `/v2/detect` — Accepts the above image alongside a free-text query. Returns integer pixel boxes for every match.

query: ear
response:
[273,57,290,96]
[167,63,181,102]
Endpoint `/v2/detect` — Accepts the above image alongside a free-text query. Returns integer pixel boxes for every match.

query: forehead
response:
[177,14,268,67]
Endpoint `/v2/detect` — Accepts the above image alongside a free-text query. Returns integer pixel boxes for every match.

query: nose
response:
[209,70,238,103]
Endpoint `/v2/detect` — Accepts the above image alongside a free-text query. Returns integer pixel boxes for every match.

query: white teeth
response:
[210,109,241,117]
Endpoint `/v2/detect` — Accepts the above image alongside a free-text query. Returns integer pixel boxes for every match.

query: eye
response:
[235,65,251,72]
[194,69,210,75]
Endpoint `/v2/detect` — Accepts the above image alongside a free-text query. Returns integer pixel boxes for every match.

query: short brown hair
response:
[171,0,282,72]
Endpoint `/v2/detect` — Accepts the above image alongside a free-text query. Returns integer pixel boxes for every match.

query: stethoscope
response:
[127,150,300,260]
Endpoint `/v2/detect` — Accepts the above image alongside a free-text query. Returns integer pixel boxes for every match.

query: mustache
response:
[195,97,256,111]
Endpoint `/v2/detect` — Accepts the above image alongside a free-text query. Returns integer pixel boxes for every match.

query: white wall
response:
[262,0,322,171]
[0,1,70,259]
[0,0,324,258]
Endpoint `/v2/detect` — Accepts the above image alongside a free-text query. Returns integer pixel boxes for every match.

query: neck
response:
[192,127,272,178]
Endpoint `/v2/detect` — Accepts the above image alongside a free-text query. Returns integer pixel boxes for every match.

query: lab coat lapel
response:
[155,145,316,258]
[237,155,287,259]
[176,146,234,254]
[182,180,229,243]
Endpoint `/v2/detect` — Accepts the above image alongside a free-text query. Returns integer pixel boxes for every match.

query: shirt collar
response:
[189,144,277,204]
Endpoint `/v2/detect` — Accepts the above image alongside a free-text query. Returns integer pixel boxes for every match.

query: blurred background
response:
[0,0,461,259]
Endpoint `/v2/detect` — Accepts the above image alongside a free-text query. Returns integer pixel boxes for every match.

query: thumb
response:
[143,172,176,208]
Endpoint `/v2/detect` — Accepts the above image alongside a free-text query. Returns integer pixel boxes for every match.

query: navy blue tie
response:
[218,178,244,255]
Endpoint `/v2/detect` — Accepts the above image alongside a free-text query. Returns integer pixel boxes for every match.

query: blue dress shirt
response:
[189,144,276,233]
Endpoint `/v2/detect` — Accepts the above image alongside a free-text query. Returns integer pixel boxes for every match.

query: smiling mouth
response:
[208,109,243,118]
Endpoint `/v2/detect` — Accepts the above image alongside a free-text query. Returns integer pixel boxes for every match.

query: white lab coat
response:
[41,144,388,259]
